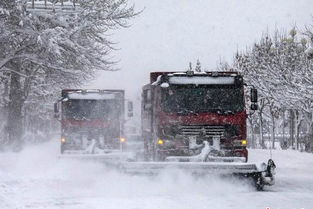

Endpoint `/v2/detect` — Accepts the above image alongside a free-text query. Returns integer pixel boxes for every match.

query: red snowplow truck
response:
[142,71,258,162]
[54,89,133,154]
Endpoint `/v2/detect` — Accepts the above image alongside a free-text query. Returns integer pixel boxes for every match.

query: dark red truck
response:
[54,89,132,153]
[141,71,258,162]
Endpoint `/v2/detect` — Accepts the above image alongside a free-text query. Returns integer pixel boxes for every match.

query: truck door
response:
[142,85,153,158]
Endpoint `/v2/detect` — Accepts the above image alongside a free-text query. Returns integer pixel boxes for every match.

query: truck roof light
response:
[186,70,194,76]
[160,83,169,88]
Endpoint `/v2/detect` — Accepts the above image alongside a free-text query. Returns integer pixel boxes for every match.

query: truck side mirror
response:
[54,103,59,118]
[251,88,258,103]
[251,103,258,110]
[54,103,59,113]
[127,101,133,117]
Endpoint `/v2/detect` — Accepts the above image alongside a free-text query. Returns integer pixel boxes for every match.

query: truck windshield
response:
[63,99,121,120]
[161,85,244,113]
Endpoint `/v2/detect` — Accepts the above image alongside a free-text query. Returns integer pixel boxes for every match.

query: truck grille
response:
[179,125,225,137]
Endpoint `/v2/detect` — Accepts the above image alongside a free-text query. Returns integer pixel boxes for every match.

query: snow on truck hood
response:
[67,93,116,100]
[168,76,235,85]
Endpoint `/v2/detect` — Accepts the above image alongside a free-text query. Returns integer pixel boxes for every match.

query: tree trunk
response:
[302,112,313,153]
[7,69,24,150]
[307,123,313,153]
[295,110,301,150]
[259,111,265,149]
[0,77,9,145]
[282,109,287,149]
[270,113,275,149]
[289,109,295,149]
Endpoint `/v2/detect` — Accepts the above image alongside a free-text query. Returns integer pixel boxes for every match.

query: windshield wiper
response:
[222,110,235,115]
[177,109,198,115]
[206,108,222,114]
[206,109,235,115]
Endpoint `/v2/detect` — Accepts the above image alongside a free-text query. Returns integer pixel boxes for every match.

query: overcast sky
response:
[87,0,313,104]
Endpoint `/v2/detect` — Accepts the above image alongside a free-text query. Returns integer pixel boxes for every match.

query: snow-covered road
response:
[1,141,312,209]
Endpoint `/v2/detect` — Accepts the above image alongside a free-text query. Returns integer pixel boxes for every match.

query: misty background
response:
[87,0,313,101]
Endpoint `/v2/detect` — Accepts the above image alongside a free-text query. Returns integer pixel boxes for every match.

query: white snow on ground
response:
[1,141,313,209]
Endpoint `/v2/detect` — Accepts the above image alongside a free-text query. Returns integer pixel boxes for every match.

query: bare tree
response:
[0,0,137,149]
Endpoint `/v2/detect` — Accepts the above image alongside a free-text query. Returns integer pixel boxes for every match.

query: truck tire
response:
[60,144,65,154]
[153,149,166,161]
[253,173,264,191]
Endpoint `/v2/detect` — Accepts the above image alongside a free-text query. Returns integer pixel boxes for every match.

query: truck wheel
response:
[120,142,127,152]
[143,139,154,161]
[253,173,264,191]
[60,144,65,154]
[154,150,166,161]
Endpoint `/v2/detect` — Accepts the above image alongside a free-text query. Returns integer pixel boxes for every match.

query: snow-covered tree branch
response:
[0,0,137,149]
[233,28,313,152]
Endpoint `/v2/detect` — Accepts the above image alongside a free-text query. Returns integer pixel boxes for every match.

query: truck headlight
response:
[120,137,126,143]
[157,139,164,145]
[61,137,66,143]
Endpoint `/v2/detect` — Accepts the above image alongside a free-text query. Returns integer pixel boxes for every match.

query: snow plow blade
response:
[59,152,135,163]
[118,159,276,190]
[59,139,135,162]
[119,161,259,175]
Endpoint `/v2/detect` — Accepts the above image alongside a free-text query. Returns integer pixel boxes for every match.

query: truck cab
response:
[54,89,132,153]
[142,71,257,162]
